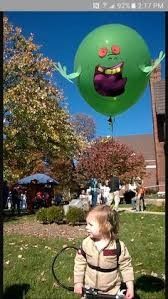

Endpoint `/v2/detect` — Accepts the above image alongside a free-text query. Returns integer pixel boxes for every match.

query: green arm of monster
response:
[54,62,81,83]
[139,51,165,76]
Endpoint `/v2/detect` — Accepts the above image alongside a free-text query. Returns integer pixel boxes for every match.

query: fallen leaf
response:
[41,271,45,276]
[45,246,51,250]
[18,255,22,258]
[53,282,59,288]
[151,271,158,277]
[161,273,165,280]
[135,263,143,266]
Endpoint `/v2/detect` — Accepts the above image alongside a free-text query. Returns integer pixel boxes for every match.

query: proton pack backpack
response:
[80,239,121,272]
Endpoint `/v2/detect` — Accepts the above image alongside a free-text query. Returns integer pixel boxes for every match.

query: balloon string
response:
[108,116,115,140]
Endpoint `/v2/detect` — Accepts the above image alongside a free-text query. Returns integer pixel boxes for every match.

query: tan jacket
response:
[74,236,134,295]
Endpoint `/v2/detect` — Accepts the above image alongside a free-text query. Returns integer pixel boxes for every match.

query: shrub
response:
[36,208,48,223]
[47,206,64,223]
[66,207,86,225]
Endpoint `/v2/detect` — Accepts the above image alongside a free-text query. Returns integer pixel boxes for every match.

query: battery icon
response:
[131,3,136,8]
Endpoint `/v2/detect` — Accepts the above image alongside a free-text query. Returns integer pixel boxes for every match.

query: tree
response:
[71,113,96,142]
[75,137,146,186]
[3,17,81,182]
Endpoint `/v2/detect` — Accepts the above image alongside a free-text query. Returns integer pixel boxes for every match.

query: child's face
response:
[86,215,101,239]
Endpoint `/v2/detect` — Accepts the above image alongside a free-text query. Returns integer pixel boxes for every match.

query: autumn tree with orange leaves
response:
[3,17,81,183]
[75,137,146,186]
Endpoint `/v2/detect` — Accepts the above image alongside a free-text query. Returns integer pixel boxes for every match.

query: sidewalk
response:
[118,207,165,215]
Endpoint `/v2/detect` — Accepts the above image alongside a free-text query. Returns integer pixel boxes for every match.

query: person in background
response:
[11,186,20,215]
[7,191,12,210]
[79,189,87,200]
[128,179,138,210]
[79,189,90,211]
[86,188,92,207]
[26,186,36,213]
[119,184,126,204]
[96,182,102,205]
[3,181,9,209]
[53,193,63,206]
[20,190,27,210]
[89,178,99,207]
[108,174,121,211]
[43,190,50,207]
[101,180,110,204]
[136,182,145,212]
[35,191,43,209]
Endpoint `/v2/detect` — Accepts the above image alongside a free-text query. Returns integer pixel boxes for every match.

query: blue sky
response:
[6,12,165,137]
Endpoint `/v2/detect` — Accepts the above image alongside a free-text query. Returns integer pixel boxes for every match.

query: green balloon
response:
[74,24,151,116]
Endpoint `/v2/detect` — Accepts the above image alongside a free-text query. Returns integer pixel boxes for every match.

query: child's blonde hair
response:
[87,205,119,239]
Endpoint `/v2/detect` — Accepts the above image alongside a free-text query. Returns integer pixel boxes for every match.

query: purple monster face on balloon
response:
[93,45,127,97]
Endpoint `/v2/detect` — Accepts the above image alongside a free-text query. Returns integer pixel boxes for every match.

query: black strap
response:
[116,239,121,266]
[87,262,118,272]
[84,239,121,273]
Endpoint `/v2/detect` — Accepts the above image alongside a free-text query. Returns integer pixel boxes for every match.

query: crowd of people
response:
[78,176,145,212]
[3,175,145,215]
[3,181,54,214]
[78,176,121,211]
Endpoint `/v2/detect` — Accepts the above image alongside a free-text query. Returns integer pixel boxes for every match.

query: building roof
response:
[154,80,165,115]
[115,134,156,161]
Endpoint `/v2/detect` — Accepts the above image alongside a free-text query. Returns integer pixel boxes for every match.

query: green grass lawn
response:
[4,213,165,299]
[120,203,165,212]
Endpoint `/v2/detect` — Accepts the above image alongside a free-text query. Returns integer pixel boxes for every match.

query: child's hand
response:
[125,288,134,299]
[74,283,83,294]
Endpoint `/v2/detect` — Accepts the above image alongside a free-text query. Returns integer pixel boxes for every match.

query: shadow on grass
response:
[3,210,34,223]
[3,283,30,299]
[135,275,165,293]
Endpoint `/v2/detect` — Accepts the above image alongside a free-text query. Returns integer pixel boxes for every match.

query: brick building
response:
[115,65,165,192]
[115,134,157,189]
[149,65,165,192]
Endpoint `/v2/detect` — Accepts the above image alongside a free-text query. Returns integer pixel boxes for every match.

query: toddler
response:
[74,205,134,298]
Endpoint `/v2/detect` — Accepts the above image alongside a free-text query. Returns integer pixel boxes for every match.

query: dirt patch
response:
[4,219,87,239]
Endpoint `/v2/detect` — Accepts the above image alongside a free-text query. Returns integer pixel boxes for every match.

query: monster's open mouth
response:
[93,62,127,97]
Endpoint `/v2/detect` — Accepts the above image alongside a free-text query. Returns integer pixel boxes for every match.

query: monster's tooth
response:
[98,66,104,72]
[105,69,112,74]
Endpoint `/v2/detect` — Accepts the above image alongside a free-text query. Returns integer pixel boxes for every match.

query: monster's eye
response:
[98,48,108,57]
[111,45,120,55]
